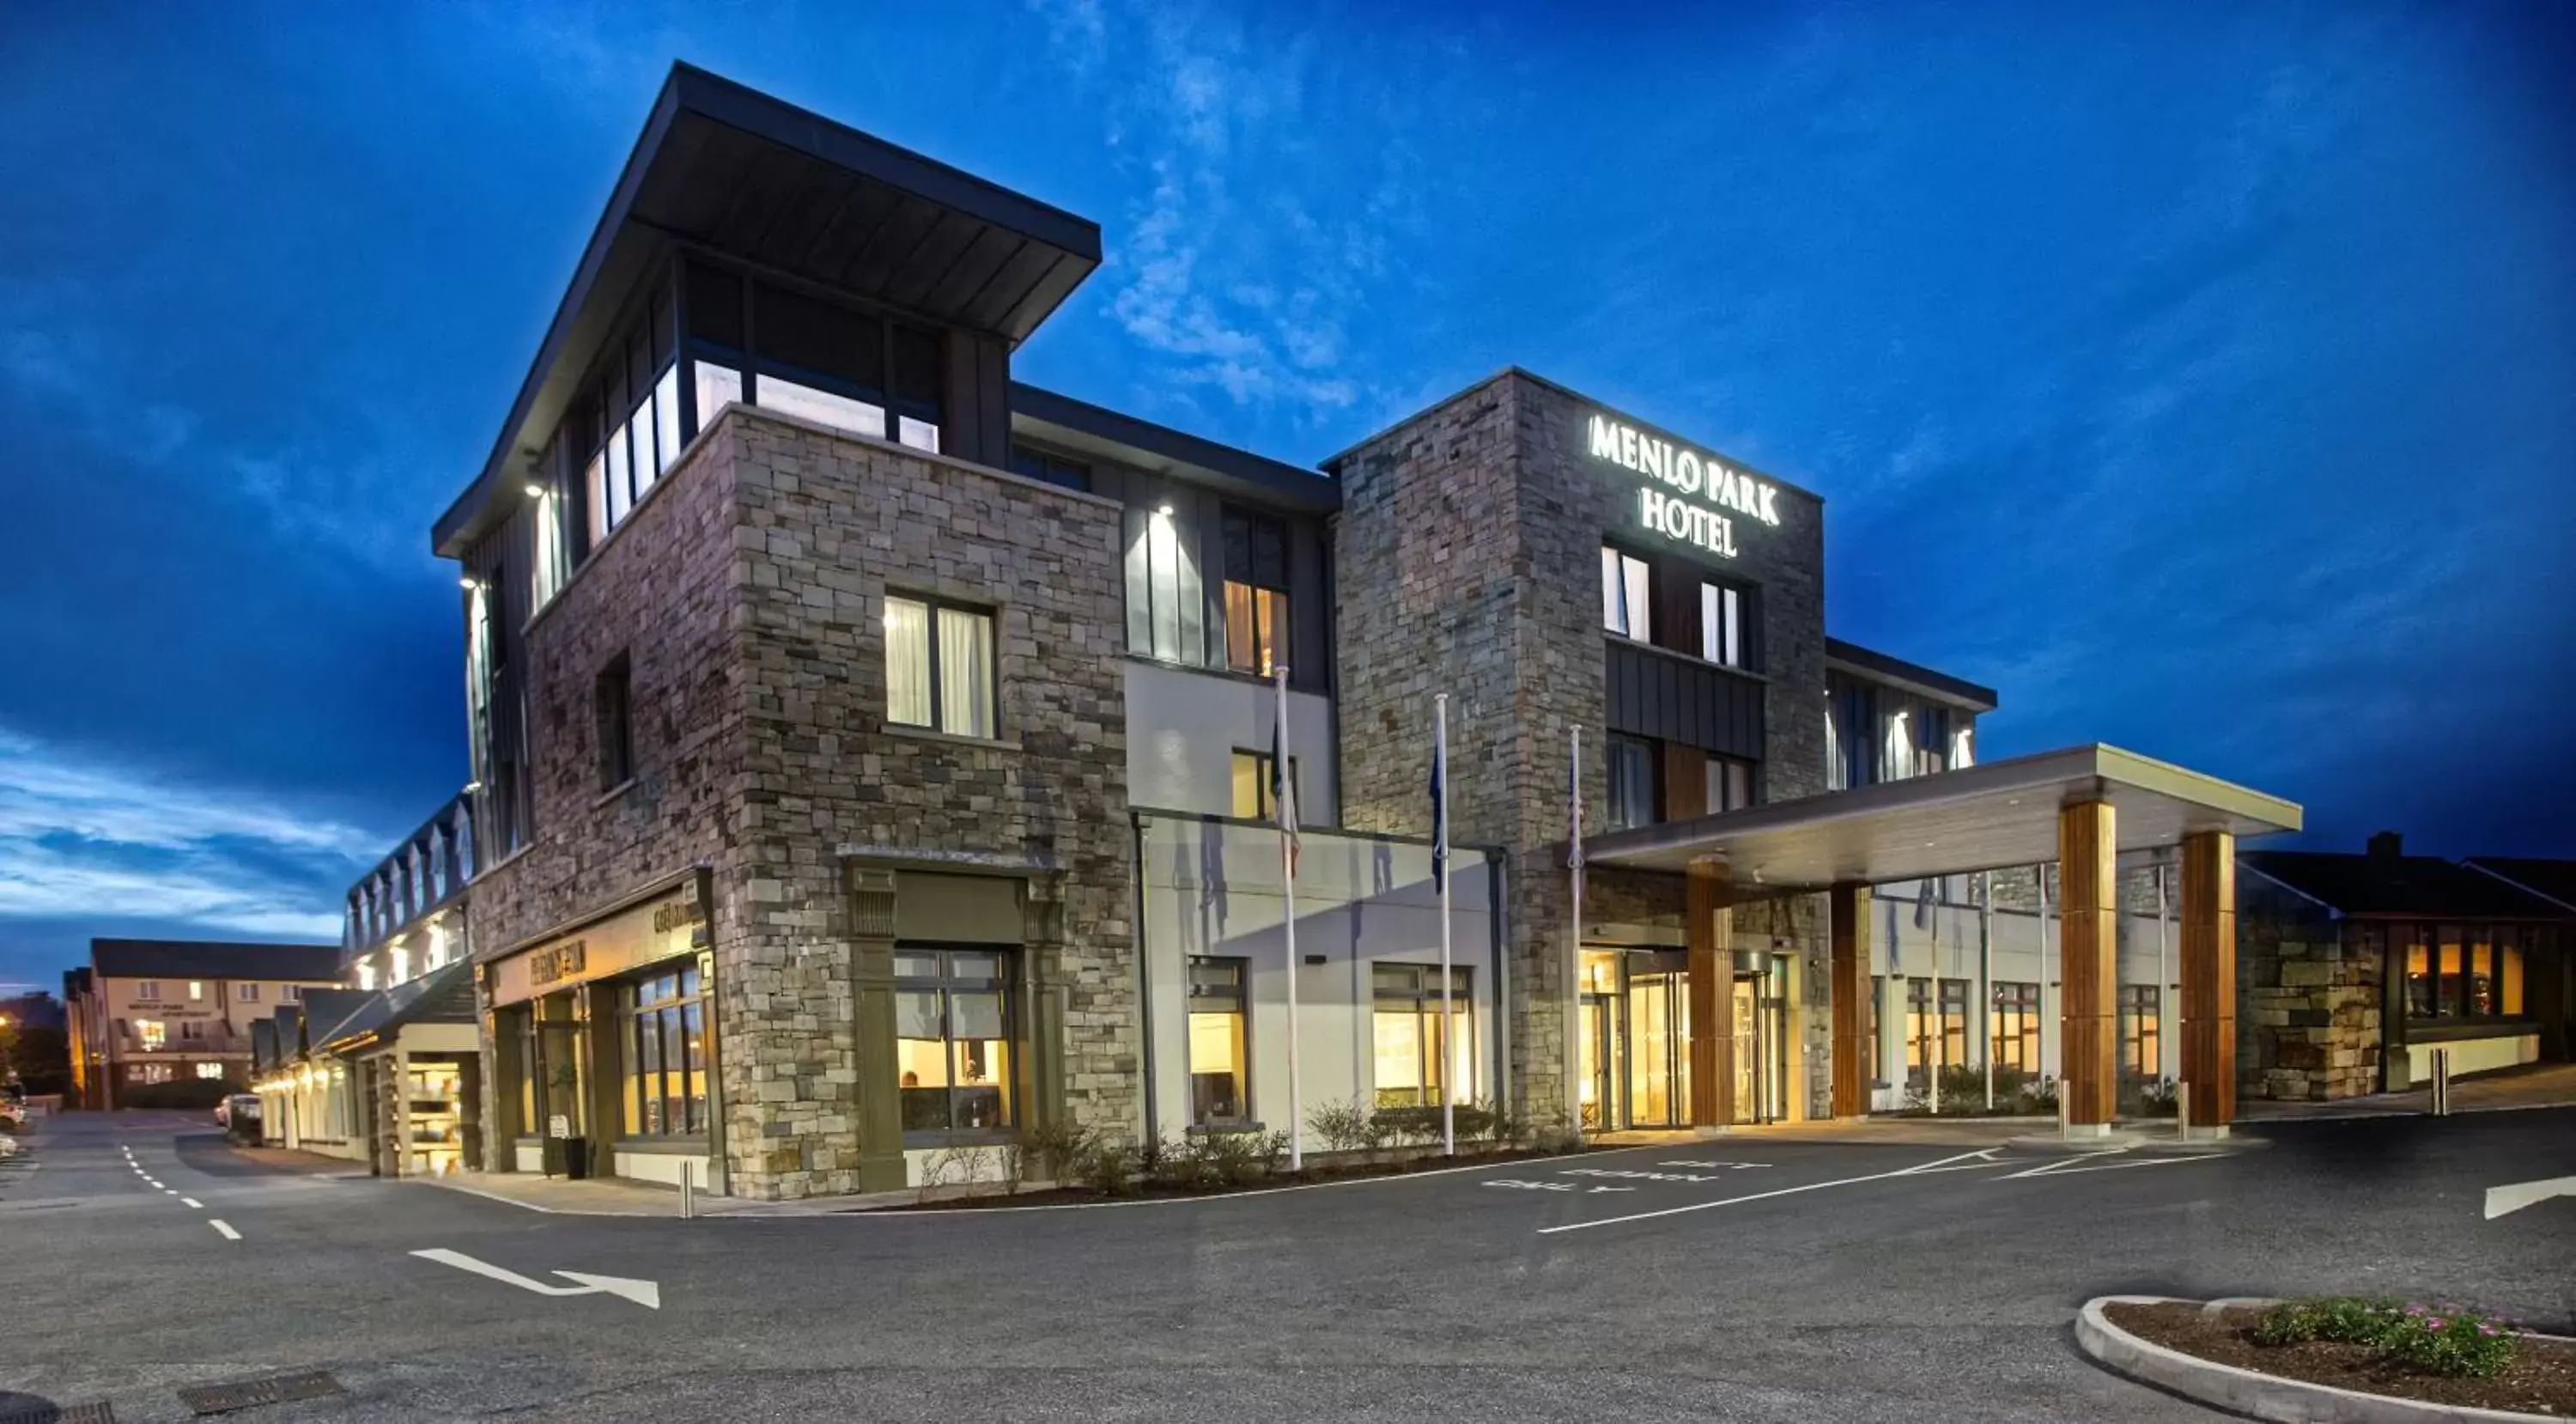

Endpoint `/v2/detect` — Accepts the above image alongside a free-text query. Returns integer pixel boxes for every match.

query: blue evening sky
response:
[3,2,2571,990]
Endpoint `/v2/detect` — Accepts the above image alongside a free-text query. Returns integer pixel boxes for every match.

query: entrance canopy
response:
[1584,743,2301,889]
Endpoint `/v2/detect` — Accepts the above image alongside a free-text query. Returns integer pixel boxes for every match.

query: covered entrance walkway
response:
[1580,744,2302,1135]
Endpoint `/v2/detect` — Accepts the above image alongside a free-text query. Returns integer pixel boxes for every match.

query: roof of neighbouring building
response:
[2241,850,2569,919]
[2463,856,2576,914]
[88,939,344,983]
[1010,382,1337,514]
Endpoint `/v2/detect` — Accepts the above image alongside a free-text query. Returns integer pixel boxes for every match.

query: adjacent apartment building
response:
[64,940,343,1109]
[378,64,2326,1201]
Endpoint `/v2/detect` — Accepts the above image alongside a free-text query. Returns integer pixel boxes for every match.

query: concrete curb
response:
[2075,1295,2561,1423]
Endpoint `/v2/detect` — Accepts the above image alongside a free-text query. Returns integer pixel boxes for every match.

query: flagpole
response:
[1436,691,1455,1156]
[1276,666,1302,1175]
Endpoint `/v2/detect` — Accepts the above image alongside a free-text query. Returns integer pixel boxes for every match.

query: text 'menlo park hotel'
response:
[328,64,2316,1201]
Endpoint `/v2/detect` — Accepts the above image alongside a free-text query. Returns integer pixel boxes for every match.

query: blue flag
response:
[1431,749,1448,894]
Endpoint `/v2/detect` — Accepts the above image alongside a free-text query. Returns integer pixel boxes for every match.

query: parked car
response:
[214,1093,260,1129]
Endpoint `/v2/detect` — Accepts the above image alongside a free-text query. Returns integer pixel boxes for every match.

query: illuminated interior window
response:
[1187,957,1249,1124]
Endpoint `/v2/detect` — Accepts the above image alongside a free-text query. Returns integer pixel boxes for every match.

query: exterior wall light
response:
[524,483,546,499]
[459,575,479,591]
[1156,502,1175,518]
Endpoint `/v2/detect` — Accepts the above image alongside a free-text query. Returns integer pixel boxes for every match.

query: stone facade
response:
[1330,369,1832,1121]
[2237,890,2382,1101]
[468,405,1134,1200]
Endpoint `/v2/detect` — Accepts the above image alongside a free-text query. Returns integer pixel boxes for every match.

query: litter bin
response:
[562,1135,591,1180]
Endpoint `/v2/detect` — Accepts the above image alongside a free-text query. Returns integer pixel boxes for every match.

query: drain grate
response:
[0,1403,117,1424]
[175,1371,343,1416]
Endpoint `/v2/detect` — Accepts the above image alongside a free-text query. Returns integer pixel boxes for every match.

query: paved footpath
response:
[3,1109,2570,1422]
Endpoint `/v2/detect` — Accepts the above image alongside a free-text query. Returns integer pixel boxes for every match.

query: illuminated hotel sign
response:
[1588,414,1780,559]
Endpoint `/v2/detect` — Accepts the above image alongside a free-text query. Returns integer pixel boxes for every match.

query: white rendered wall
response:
[1126,660,1339,822]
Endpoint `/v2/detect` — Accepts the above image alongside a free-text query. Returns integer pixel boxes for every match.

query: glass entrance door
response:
[1729,964,1793,1124]
[1578,993,1615,1131]
[1732,977,1759,1124]
[1627,971,1691,1127]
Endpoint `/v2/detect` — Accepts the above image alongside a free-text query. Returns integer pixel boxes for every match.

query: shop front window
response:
[1371,964,1473,1108]
[2119,984,2160,1077]
[896,948,1016,1137]
[1188,957,1249,1125]
[621,965,708,1138]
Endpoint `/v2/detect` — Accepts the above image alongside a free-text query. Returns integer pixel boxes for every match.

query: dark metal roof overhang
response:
[1010,382,1340,514]
[434,62,1103,557]
[313,958,477,1056]
[1583,743,2301,890]
[1825,636,1998,712]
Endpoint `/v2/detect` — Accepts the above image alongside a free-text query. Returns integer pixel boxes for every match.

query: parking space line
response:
[1536,1149,2008,1235]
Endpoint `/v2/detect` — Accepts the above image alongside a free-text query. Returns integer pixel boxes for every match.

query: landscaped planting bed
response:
[2105,1298,2576,1418]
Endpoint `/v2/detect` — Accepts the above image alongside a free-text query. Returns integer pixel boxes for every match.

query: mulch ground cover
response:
[2106,1300,2576,1418]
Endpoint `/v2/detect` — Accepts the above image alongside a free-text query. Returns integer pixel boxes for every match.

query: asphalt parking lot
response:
[5,1111,2572,1421]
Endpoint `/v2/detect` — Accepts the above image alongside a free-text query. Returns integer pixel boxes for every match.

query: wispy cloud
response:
[0,728,378,940]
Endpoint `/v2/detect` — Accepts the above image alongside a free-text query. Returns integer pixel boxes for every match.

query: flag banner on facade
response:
[1430,739,1448,894]
[1913,875,1936,930]
[1271,703,1301,879]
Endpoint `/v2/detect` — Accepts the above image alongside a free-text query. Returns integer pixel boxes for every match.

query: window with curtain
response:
[1601,546,1651,642]
[621,965,707,1138]
[884,596,996,738]
[1606,734,1657,830]
[1222,508,1291,677]
[1371,965,1473,1108]
[1705,755,1755,812]
[1699,580,1750,668]
[1188,957,1249,1124]
[896,948,1015,1136]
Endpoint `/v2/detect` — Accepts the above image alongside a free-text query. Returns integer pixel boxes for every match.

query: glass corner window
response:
[1601,546,1651,642]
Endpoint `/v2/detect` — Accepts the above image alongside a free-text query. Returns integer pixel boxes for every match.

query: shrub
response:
[1072,1136,1139,1196]
[1020,1118,1094,1185]
[1306,1098,1371,1154]
[2251,1297,2518,1379]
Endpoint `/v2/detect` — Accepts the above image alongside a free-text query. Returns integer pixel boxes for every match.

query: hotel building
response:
[390,64,2331,1200]
[63,940,343,1110]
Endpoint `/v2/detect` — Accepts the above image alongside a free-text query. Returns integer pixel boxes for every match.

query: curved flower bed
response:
[2097,1296,2576,1420]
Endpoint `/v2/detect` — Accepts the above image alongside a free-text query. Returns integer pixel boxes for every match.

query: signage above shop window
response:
[1587,414,1780,560]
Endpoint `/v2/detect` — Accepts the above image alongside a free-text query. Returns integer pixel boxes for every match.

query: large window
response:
[596,654,634,789]
[1699,580,1749,668]
[896,948,1016,1136]
[2402,922,2534,1021]
[884,596,995,738]
[1223,508,1291,677]
[1371,965,1473,1108]
[136,1019,167,1050]
[745,279,942,453]
[2119,984,2160,1077]
[1606,734,1657,831]
[1130,502,1203,665]
[1601,546,1651,642]
[134,980,161,1002]
[193,1062,225,1080]
[1188,957,1249,1125]
[621,965,708,1138]
[580,295,678,551]
[1991,982,2041,1073]
[1826,675,1874,791]
[1939,980,1970,1070]
[1705,755,1754,813]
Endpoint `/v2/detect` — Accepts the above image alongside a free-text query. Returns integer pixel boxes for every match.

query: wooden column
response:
[2059,800,2119,1128]
[1830,880,1871,1118]
[2180,830,2238,1129]
[1687,858,1734,1129]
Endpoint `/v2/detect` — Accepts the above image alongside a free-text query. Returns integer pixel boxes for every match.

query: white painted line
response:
[409,1248,660,1309]
[163,1189,179,1196]
[209,1220,240,1241]
[1540,1149,2008,1234]
[2484,1175,2576,1220]
[2001,1152,2221,1180]
[181,1197,204,1209]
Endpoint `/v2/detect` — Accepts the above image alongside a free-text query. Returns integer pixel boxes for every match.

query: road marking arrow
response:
[410,1248,661,1309]
[2483,1176,2576,1221]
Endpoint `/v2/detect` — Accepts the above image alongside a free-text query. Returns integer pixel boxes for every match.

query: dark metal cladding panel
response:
[756,161,858,269]
[996,253,1094,343]
[706,144,809,254]
[648,119,766,237]
[803,177,905,278]
[922,227,1026,317]
[1603,640,1764,761]
[959,238,1057,330]
[838,193,945,292]
[882,208,982,309]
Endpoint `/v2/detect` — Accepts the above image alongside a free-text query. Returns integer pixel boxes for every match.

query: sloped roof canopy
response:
[1585,744,2301,889]
[311,959,477,1055]
[2248,852,2569,920]
[434,62,1102,557]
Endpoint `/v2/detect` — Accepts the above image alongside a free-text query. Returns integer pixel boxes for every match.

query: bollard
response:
[2178,1082,2190,1141]
[2430,1049,2451,1117]
[681,1159,695,1220]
